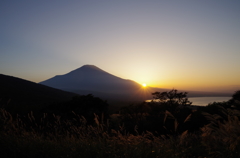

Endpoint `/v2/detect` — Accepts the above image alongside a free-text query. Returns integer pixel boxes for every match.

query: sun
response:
[142,83,147,87]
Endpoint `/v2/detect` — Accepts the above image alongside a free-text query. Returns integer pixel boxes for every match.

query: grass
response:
[1,106,240,158]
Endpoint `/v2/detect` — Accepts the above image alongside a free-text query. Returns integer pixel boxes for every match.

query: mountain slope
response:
[39,65,154,101]
[0,74,77,111]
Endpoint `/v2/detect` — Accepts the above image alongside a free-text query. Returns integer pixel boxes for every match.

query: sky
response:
[1,0,240,92]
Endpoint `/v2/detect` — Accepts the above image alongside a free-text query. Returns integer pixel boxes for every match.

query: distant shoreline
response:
[146,96,231,107]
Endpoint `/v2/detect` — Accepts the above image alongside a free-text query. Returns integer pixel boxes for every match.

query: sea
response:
[146,97,231,106]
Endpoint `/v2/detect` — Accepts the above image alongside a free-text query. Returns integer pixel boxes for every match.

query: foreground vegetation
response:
[1,90,240,158]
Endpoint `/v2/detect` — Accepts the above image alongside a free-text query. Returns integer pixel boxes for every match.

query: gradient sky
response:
[1,0,240,91]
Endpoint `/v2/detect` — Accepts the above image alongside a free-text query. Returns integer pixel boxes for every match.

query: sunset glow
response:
[142,83,147,87]
[1,1,240,92]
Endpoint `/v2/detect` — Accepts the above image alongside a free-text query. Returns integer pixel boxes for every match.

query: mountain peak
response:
[67,65,105,75]
[81,65,102,70]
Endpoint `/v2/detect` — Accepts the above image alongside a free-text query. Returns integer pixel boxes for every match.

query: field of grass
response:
[1,106,240,158]
[1,90,240,158]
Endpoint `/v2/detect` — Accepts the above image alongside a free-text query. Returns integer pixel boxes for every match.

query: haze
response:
[1,1,240,92]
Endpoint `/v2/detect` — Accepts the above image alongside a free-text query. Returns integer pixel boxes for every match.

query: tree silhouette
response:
[229,90,240,109]
[152,89,192,107]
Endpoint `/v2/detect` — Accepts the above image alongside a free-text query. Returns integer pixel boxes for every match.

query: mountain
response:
[39,65,232,103]
[39,65,156,101]
[0,74,77,112]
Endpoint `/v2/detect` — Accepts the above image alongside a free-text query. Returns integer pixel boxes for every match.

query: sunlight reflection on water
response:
[146,97,231,106]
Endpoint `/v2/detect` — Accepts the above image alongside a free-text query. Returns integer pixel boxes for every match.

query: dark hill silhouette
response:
[39,65,159,101]
[0,74,77,112]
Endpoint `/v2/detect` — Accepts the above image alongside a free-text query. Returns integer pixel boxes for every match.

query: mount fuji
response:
[39,65,155,101]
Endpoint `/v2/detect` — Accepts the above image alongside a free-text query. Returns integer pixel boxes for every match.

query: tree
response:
[151,89,192,107]
[229,90,240,109]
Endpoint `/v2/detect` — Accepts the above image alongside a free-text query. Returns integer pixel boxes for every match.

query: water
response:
[189,97,231,106]
[146,97,231,106]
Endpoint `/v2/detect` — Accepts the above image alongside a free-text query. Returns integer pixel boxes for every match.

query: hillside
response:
[0,74,77,111]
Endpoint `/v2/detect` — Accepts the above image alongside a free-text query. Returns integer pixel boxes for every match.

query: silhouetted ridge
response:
[0,74,77,111]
